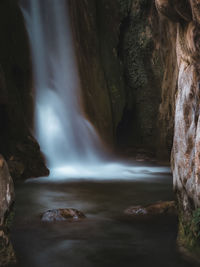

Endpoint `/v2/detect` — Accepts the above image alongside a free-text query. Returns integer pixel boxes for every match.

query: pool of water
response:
[10,163,199,267]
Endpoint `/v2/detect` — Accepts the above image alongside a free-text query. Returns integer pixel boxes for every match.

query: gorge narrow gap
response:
[2,0,200,266]
[2,0,199,265]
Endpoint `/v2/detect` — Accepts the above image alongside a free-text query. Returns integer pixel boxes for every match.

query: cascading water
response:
[20,0,170,180]
[20,0,107,174]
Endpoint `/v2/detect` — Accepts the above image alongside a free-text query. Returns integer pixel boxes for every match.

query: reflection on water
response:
[10,163,199,267]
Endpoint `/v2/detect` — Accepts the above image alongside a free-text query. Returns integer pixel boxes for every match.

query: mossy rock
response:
[0,230,16,266]
[178,208,200,260]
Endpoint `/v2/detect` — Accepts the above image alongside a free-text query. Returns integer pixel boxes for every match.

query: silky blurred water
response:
[10,164,199,267]
[20,0,106,171]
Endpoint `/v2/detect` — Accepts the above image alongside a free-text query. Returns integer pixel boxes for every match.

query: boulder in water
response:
[41,208,86,222]
[125,201,177,216]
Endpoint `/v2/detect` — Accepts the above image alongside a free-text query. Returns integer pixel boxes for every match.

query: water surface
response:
[10,163,199,267]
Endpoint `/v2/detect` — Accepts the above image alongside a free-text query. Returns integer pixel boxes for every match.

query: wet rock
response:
[155,0,192,22]
[0,155,16,266]
[125,201,177,216]
[69,0,164,153]
[41,209,86,222]
[0,155,14,225]
[0,230,16,266]
[8,135,49,180]
[7,158,25,181]
[153,0,200,255]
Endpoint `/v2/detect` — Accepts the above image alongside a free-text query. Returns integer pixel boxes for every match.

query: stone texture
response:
[0,155,16,266]
[117,0,163,152]
[0,155,14,224]
[155,0,200,253]
[154,17,178,159]
[0,0,49,180]
[125,201,176,216]
[0,230,16,267]
[68,0,165,155]
[7,135,49,180]
[69,0,126,145]
[41,208,86,222]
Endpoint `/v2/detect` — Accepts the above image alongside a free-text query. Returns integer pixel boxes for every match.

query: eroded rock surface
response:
[155,0,200,253]
[0,155,14,225]
[125,201,176,216]
[41,209,86,222]
[0,155,16,266]
[69,0,165,155]
[0,0,49,180]
[7,135,49,180]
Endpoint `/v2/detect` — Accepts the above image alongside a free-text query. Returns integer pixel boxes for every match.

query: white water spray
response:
[20,0,171,180]
[20,0,106,171]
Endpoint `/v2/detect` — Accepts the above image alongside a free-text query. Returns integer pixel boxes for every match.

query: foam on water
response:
[26,163,171,183]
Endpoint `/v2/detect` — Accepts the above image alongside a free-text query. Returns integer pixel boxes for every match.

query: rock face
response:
[69,0,165,155]
[41,209,86,222]
[69,0,126,145]
[7,135,49,180]
[0,0,48,180]
[0,155,14,224]
[154,0,200,253]
[117,0,163,152]
[0,155,16,266]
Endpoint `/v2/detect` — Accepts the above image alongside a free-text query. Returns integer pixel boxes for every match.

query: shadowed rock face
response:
[155,0,200,253]
[0,0,48,180]
[0,155,16,266]
[68,0,126,146]
[155,0,192,22]
[68,0,165,155]
[0,155,14,224]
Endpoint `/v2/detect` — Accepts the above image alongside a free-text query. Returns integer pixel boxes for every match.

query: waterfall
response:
[20,0,171,180]
[20,0,107,175]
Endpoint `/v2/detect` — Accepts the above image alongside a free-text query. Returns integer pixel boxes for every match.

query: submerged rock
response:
[41,208,86,222]
[0,155,16,266]
[125,201,177,216]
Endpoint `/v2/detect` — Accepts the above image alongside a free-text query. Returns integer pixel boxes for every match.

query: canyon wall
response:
[69,0,167,156]
[155,0,200,253]
[68,0,126,146]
